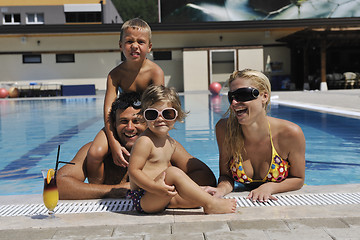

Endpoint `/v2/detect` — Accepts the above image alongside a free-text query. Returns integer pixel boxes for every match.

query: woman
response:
[211,69,305,202]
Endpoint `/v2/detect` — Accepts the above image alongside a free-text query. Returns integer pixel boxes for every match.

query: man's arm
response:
[57,142,129,200]
[170,140,216,187]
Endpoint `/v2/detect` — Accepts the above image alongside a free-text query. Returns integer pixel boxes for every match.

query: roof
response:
[1,17,360,35]
[278,27,360,48]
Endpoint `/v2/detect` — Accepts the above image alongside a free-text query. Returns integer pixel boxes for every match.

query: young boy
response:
[87,18,164,183]
[128,85,237,214]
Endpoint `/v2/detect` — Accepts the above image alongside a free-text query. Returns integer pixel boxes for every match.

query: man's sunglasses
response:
[118,100,142,109]
[144,108,178,121]
[228,87,259,103]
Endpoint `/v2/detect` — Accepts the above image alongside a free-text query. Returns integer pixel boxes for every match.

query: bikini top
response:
[229,122,290,184]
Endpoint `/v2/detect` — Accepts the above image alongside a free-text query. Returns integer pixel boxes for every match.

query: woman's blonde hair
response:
[141,85,187,122]
[120,18,152,43]
[224,69,271,161]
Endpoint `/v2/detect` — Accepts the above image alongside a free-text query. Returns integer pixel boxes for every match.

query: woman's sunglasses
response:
[228,87,259,103]
[144,108,178,121]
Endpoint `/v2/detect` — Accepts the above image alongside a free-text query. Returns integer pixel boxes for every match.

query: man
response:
[57,92,216,200]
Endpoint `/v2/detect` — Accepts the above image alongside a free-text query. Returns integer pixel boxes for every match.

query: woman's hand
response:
[247,183,278,202]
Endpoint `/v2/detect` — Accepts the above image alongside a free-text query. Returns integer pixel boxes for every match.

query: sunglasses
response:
[144,108,178,121]
[117,100,142,109]
[228,87,259,103]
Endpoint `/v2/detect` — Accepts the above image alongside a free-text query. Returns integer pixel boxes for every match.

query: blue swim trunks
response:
[128,188,145,213]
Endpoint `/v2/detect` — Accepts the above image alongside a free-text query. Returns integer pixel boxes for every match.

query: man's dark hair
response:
[110,92,142,122]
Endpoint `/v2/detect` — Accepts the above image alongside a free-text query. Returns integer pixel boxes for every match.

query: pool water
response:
[0,94,359,195]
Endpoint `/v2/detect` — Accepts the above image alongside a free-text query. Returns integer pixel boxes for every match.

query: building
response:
[1,1,360,94]
[0,0,122,95]
[0,0,121,25]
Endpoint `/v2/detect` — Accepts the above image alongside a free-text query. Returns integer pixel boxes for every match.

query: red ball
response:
[0,88,9,98]
[209,82,222,95]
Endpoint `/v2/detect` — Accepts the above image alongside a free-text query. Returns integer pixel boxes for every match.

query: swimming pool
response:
[0,93,359,195]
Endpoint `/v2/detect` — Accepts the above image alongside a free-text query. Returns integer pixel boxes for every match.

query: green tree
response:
[112,0,159,23]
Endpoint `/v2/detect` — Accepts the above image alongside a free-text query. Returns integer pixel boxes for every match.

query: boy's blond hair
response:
[120,18,152,43]
[141,85,187,123]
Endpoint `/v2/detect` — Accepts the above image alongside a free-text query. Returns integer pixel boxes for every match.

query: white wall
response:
[0,52,120,90]
[263,46,291,76]
[238,48,264,72]
[183,50,208,92]
[153,50,184,92]
[0,29,292,92]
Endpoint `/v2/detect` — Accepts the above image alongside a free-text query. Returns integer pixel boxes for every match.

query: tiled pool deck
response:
[0,89,359,240]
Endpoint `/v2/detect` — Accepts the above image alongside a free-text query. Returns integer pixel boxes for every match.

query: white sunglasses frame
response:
[143,107,178,121]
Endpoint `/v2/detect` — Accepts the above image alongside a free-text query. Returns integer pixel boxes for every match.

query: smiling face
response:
[229,77,268,125]
[145,101,176,136]
[119,27,152,62]
[114,107,146,151]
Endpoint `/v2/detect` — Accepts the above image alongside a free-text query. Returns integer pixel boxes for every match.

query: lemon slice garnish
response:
[47,169,55,184]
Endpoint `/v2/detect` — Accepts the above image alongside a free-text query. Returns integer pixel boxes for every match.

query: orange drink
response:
[41,169,59,216]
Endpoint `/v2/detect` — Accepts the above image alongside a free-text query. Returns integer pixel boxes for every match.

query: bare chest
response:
[104,156,128,184]
[118,69,153,93]
[242,141,272,180]
[143,141,175,179]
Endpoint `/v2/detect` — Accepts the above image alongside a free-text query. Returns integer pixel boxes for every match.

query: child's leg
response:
[139,190,174,214]
[87,129,109,184]
[141,167,236,214]
[168,194,199,209]
[165,167,236,214]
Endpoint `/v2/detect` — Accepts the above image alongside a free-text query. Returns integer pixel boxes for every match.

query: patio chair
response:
[343,72,357,89]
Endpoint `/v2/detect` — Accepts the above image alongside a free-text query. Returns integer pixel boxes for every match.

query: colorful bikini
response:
[229,123,290,184]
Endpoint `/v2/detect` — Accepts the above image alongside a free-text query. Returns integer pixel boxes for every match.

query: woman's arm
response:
[248,121,306,201]
[212,119,235,197]
[273,121,306,192]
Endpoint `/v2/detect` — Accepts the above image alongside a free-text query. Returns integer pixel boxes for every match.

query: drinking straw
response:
[58,161,75,165]
[55,145,75,172]
[55,145,61,172]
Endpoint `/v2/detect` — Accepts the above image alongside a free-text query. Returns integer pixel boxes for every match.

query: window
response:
[23,54,41,64]
[153,51,172,60]
[56,54,75,63]
[65,12,101,23]
[26,13,44,24]
[64,4,102,23]
[3,13,20,24]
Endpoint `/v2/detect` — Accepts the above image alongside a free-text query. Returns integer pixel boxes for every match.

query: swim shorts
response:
[128,188,145,213]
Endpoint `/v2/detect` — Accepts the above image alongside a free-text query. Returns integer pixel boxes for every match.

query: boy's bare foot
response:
[204,198,237,214]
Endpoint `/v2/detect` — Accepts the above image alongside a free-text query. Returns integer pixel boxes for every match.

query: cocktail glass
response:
[41,169,59,217]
